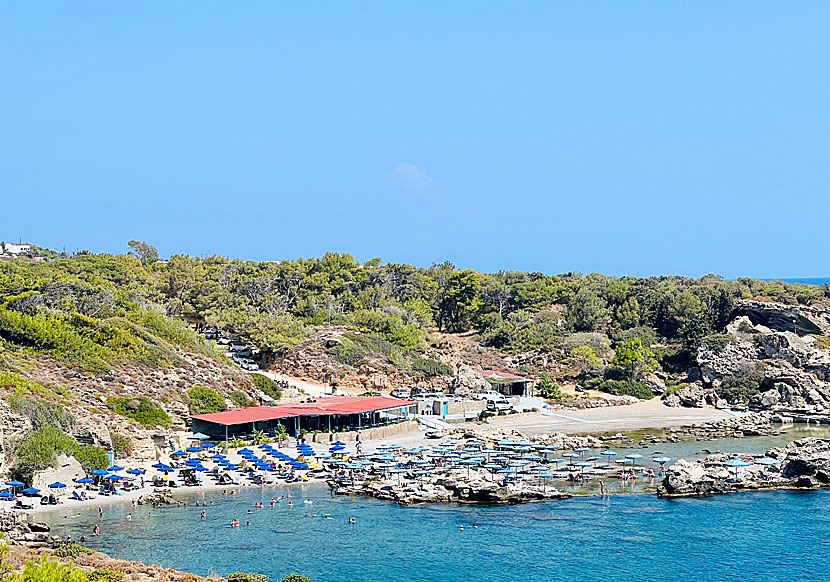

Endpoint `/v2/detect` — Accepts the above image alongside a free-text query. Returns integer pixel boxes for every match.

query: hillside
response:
[2,244,830,481]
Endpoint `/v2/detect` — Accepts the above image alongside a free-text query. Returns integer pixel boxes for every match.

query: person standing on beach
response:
[98,506,103,518]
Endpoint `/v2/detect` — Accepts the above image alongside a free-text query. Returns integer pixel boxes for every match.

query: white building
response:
[2,243,31,255]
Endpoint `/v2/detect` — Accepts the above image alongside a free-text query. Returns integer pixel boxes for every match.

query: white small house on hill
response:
[1,242,31,255]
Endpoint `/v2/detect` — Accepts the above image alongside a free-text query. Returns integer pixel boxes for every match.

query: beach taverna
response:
[191,396,417,440]
[473,369,534,396]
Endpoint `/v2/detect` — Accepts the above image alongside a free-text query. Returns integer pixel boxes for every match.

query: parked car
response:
[486,399,513,412]
[390,388,410,399]
[240,359,259,371]
[472,391,503,401]
[410,387,428,398]
[230,344,253,358]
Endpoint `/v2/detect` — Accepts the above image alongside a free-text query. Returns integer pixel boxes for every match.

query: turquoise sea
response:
[767,277,830,285]
[41,428,830,582]
[42,486,830,582]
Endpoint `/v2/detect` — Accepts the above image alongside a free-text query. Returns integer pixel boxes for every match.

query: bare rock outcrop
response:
[735,299,830,335]
[676,300,830,412]
[658,437,830,498]
[452,364,489,397]
[31,453,84,492]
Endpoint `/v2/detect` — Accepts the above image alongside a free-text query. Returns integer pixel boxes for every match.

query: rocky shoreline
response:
[0,510,218,581]
[332,476,572,505]
[657,437,830,498]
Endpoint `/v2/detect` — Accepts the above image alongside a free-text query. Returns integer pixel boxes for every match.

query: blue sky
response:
[2,2,828,278]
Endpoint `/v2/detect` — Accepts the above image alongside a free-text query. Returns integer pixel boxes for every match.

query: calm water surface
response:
[41,427,830,582]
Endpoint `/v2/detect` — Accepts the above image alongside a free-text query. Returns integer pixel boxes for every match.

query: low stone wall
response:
[307,420,419,443]
[447,400,486,415]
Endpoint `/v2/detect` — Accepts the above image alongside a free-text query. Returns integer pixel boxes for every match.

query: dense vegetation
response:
[11,424,108,483]
[187,385,226,414]
[1,243,828,394]
[106,396,172,429]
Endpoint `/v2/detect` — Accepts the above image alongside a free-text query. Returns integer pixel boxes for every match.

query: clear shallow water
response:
[40,427,830,581]
[43,481,830,581]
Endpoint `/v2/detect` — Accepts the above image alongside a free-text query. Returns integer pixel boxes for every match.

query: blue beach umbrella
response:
[105,474,123,481]
[21,487,40,495]
[171,450,187,456]
[186,447,202,453]
[91,469,109,476]
[107,465,124,472]
[189,432,210,440]
[126,469,145,475]
[5,480,24,488]
[0,492,14,500]
[76,478,94,484]
[725,458,750,479]
[332,441,347,446]
[201,442,215,449]
[48,482,66,489]
[756,457,782,466]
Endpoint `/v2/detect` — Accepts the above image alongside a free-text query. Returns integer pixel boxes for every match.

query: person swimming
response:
[126,514,132,521]
[348,517,355,524]
[304,499,313,504]
[92,524,100,536]
[201,510,206,520]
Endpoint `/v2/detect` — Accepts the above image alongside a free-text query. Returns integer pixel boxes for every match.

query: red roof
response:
[191,396,416,426]
[473,369,527,381]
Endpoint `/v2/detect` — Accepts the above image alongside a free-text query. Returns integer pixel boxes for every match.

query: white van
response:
[486,398,513,412]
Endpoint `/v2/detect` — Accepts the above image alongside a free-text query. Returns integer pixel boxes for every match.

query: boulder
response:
[32,454,85,492]
[663,393,681,408]
[697,341,760,384]
[735,299,830,335]
[452,364,489,397]
[672,383,710,408]
[641,372,666,395]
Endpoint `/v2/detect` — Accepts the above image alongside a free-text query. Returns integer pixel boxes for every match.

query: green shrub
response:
[388,347,407,368]
[7,395,75,432]
[700,333,735,353]
[106,396,171,428]
[0,371,66,400]
[87,570,124,582]
[594,379,654,400]
[12,426,108,483]
[109,432,133,457]
[411,358,453,377]
[227,572,269,582]
[663,380,688,396]
[332,337,364,366]
[8,555,88,582]
[719,370,764,403]
[249,374,282,401]
[230,390,255,408]
[187,385,226,414]
[53,542,94,558]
